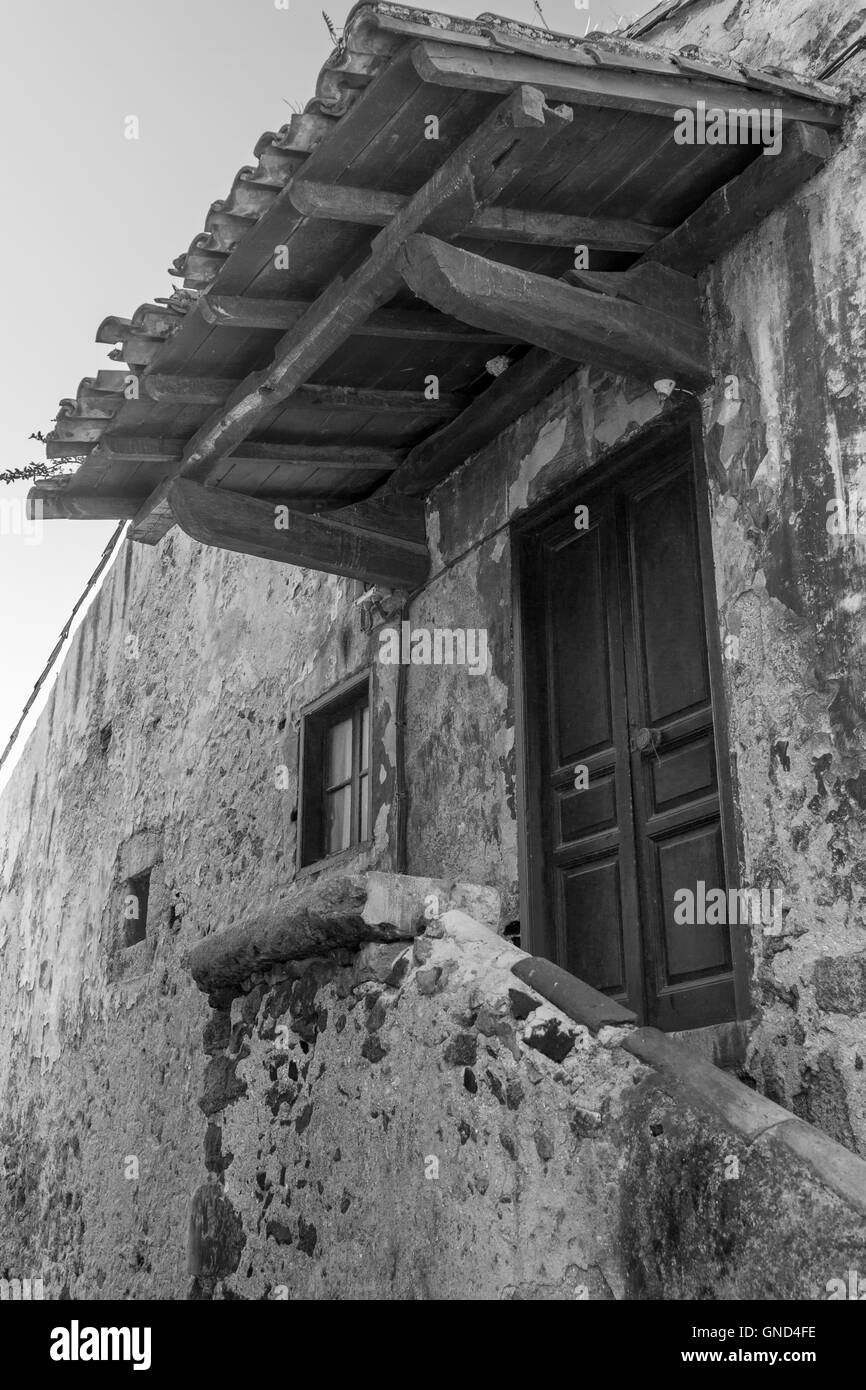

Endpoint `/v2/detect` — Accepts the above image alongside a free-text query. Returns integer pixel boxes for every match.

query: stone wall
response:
[0,534,390,1297]
[0,0,864,1298]
[187,892,866,1301]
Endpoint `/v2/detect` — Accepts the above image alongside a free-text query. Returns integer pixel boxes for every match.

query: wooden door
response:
[519,440,738,1031]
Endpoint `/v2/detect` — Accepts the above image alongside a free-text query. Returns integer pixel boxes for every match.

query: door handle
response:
[631,726,662,755]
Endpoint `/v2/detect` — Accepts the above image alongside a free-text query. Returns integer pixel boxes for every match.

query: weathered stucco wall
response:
[0,534,396,1296]
[637,0,866,1165]
[188,904,866,1301]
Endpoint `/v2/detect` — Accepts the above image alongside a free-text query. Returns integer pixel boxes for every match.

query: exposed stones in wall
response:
[189,907,866,1300]
[0,532,402,1296]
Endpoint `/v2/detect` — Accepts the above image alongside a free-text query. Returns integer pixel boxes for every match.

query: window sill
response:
[295,839,375,884]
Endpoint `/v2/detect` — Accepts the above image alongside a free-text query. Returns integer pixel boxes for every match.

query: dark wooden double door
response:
[520,443,737,1031]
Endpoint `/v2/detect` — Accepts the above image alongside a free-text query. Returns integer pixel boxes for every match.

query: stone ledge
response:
[511,955,637,1032]
[770,1117,866,1218]
[187,872,500,994]
[624,1026,866,1216]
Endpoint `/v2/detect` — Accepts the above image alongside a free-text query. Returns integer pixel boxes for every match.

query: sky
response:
[0,0,655,790]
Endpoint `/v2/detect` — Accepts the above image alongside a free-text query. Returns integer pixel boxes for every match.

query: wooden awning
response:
[29,3,844,589]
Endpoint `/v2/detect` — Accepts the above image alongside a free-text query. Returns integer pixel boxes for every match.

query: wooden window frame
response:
[297,672,372,870]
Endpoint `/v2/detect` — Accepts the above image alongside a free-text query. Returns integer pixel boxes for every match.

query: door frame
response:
[511,406,751,1024]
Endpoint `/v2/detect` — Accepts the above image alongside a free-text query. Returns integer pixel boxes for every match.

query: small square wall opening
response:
[123,870,151,946]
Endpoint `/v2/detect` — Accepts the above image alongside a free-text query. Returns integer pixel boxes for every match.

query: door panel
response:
[545,523,611,766]
[540,502,643,1011]
[527,444,737,1031]
[628,470,710,724]
[561,859,626,996]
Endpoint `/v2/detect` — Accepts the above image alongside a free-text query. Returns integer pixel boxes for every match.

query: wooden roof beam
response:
[165,480,429,590]
[410,41,843,126]
[142,375,466,417]
[397,234,711,390]
[382,348,575,499]
[26,491,140,521]
[178,85,572,482]
[87,437,404,472]
[564,262,701,320]
[289,180,668,252]
[128,84,573,542]
[200,294,514,343]
[642,121,833,275]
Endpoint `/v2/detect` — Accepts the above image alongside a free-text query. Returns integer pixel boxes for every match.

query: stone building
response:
[2,0,865,1299]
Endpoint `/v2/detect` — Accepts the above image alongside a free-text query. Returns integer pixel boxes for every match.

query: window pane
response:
[359,773,369,841]
[326,716,353,787]
[326,785,352,855]
[360,706,370,772]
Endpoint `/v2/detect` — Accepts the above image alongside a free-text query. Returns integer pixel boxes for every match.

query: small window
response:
[299,679,371,868]
[123,870,150,946]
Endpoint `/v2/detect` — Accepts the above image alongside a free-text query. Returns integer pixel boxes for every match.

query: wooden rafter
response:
[27,492,141,521]
[397,234,711,389]
[564,262,701,321]
[409,40,843,126]
[642,121,832,275]
[51,437,404,472]
[199,294,513,343]
[127,84,574,542]
[289,180,668,252]
[142,375,466,417]
[164,479,429,590]
[381,348,575,499]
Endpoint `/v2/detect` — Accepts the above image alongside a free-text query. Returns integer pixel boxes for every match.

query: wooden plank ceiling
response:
[29,2,845,589]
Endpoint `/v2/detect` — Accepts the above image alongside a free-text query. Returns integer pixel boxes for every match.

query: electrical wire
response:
[818,36,866,80]
[0,522,128,776]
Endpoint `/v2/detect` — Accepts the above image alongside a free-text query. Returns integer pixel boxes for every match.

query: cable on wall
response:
[0,523,128,776]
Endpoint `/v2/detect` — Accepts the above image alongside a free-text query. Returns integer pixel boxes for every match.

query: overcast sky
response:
[0,0,653,789]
